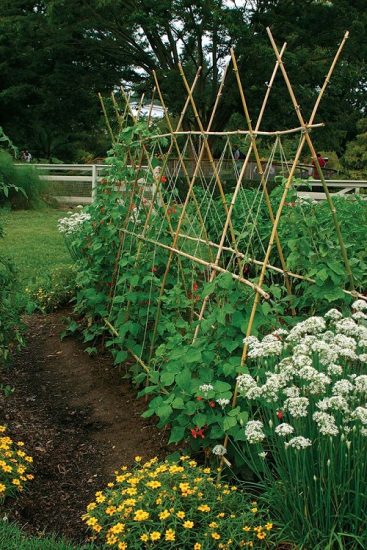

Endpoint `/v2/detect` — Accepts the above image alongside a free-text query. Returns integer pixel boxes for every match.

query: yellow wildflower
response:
[265,522,273,530]
[0,484,6,493]
[118,543,127,550]
[177,511,186,519]
[257,532,266,540]
[211,532,221,540]
[134,509,150,521]
[135,456,142,462]
[146,480,161,489]
[165,529,175,541]
[197,504,211,512]
[140,534,149,542]
[251,507,258,513]
[209,522,218,528]
[194,544,202,550]
[150,531,161,541]
[159,510,171,520]
[183,521,194,529]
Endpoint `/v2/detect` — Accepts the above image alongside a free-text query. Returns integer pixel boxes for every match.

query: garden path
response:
[0,311,168,542]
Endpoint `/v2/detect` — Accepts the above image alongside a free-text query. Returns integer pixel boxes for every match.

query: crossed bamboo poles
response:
[222,28,353,457]
[99,30,356,460]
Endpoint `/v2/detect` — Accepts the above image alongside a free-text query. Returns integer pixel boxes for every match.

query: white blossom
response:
[244,420,266,444]
[325,308,343,321]
[352,300,367,312]
[199,384,214,394]
[216,398,230,407]
[212,445,227,456]
[335,318,359,337]
[284,397,309,418]
[275,423,294,437]
[354,375,367,394]
[332,379,354,396]
[58,211,91,235]
[285,436,312,450]
[313,411,339,436]
[353,407,367,425]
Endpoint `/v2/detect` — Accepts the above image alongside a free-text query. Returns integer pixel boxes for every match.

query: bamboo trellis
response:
[98,28,364,458]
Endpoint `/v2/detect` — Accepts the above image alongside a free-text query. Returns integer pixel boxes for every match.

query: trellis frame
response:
[99,28,365,460]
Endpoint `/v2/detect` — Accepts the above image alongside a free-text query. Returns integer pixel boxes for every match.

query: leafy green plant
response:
[25,265,77,313]
[0,151,46,209]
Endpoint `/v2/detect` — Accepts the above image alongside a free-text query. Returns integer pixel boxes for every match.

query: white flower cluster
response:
[58,211,91,235]
[199,383,214,394]
[245,420,265,444]
[240,302,367,449]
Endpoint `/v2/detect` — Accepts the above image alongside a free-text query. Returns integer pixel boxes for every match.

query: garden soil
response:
[0,311,169,542]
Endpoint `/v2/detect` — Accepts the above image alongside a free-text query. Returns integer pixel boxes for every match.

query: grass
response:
[0,522,94,550]
[0,208,72,289]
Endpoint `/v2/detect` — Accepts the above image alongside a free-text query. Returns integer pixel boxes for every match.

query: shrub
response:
[82,456,277,549]
[234,300,367,548]
[25,265,77,313]
[0,219,24,364]
[0,150,46,209]
[0,425,33,501]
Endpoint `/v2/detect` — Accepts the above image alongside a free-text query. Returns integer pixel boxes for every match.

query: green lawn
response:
[0,209,72,289]
[0,522,94,550]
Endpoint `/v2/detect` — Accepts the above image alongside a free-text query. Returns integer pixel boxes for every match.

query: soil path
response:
[0,311,168,542]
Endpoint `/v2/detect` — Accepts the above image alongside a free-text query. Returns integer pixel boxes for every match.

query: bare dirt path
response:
[0,311,168,542]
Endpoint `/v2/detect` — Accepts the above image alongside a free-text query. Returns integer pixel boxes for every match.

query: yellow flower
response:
[243,526,251,532]
[12,479,21,486]
[209,522,218,528]
[140,534,149,542]
[0,426,6,433]
[194,544,202,550]
[177,511,186,519]
[251,507,258,513]
[183,521,194,529]
[135,456,142,462]
[203,468,211,474]
[105,506,116,516]
[0,483,6,493]
[188,460,197,467]
[180,455,190,461]
[156,497,162,505]
[169,465,184,474]
[118,543,127,550]
[134,509,150,521]
[165,529,175,541]
[125,487,137,496]
[124,498,136,507]
[217,512,225,518]
[159,510,171,520]
[257,532,266,540]
[24,456,33,463]
[17,441,25,447]
[106,534,118,545]
[86,517,98,527]
[197,504,211,512]
[211,532,221,540]
[110,523,125,534]
[265,522,273,530]
[146,480,161,489]
[150,531,161,541]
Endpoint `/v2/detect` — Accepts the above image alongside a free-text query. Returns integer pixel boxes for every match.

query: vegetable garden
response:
[2,27,367,549]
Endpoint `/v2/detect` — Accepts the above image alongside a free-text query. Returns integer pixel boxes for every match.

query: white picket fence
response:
[15,163,367,204]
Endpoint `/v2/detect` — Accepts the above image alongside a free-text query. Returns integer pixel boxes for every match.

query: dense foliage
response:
[64,127,367,460]
[0,219,24,365]
[1,1,366,159]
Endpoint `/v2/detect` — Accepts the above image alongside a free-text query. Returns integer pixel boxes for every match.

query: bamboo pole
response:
[221,30,351,461]
[191,44,290,341]
[267,28,354,292]
[139,123,324,141]
[98,92,115,144]
[230,46,295,315]
[152,70,215,264]
[147,62,234,361]
[177,232,366,300]
[120,228,270,298]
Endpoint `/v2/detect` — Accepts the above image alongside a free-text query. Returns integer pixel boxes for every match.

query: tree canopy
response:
[0,0,366,161]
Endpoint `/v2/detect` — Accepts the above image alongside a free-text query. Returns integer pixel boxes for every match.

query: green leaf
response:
[168,426,186,444]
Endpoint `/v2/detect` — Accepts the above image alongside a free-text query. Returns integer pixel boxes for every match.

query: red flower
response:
[196,396,203,401]
[190,426,205,439]
[193,282,199,292]
[209,401,215,408]
[161,175,167,183]
[152,265,157,273]
[276,410,283,420]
